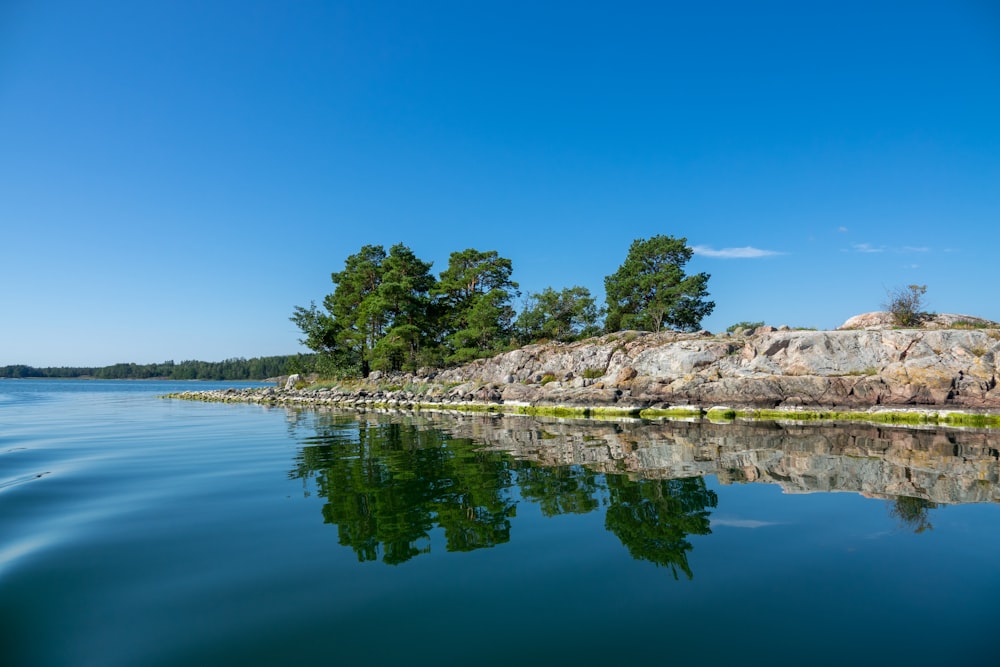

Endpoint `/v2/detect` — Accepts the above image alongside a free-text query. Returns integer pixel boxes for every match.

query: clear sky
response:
[2,0,998,367]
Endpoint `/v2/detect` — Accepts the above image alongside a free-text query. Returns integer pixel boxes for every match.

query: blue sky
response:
[2,0,998,367]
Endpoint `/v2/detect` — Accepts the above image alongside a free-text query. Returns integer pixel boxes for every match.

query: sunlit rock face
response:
[421,413,1000,506]
[432,327,1000,410]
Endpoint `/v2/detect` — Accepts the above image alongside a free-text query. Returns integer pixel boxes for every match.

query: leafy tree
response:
[604,235,714,333]
[289,303,340,354]
[884,284,928,327]
[434,248,519,364]
[515,286,603,343]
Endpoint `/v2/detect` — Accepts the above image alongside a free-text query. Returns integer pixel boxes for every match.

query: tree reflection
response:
[290,413,717,573]
[888,496,937,534]
[517,465,602,517]
[605,476,717,579]
[291,416,516,564]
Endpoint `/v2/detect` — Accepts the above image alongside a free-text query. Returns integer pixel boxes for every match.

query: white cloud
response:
[901,246,929,253]
[692,245,782,259]
[852,243,885,253]
[838,226,848,233]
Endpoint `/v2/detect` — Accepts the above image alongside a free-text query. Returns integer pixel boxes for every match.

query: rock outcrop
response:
[175,321,1000,415]
[838,311,998,331]
[429,326,1000,411]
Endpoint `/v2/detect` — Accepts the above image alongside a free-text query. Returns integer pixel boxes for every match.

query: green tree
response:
[515,286,603,343]
[370,244,437,372]
[604,235,714,333]
[326,244,389,377]
[434,248,519,364]
[291,243,436,377]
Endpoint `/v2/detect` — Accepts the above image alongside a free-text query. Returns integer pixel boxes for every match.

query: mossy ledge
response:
[163,386,1000,429]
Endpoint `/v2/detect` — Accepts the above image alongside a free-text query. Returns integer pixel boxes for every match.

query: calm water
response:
[2,379,999,666]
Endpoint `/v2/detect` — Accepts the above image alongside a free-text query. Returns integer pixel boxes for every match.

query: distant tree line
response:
[0,355,303,380]
[292,235,714,377]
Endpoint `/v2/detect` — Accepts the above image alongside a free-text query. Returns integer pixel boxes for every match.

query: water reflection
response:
[288,410,1000,573]
[888,496,937,533]
[289,412,717,576]
[291,418,516,565]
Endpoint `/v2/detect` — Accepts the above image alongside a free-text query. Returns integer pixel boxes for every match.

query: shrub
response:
[581,367,605,379]
[884,284,927,327]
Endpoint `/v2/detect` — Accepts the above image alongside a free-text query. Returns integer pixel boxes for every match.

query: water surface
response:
[2,380,998,666]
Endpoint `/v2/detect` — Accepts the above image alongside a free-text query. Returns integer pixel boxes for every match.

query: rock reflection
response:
[288,409,1000,571]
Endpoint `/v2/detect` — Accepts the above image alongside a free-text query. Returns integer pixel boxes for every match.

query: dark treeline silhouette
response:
[0,355,308,380]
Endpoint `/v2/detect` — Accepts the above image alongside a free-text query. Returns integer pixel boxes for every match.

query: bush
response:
[884,284,927,327]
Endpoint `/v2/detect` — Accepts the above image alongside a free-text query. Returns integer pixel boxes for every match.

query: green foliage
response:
[515,286,603,344]
[433,248,519,364]
[581,367,605,379]
[952,320,990,330]
[726,321,764,333]
[884,284,928,327]
[292,243,436,376]
[604,235,714,333]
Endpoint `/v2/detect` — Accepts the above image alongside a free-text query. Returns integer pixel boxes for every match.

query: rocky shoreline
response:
[167,316,1000,427]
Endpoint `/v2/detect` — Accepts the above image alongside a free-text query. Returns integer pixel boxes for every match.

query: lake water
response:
[2,379,999,666]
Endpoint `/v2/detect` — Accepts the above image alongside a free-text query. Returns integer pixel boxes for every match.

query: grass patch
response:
[840,368,880,377]
[943,413,1000,427]
[952,320,991,330]
[581,367,605,379]
[639,407,705,419]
